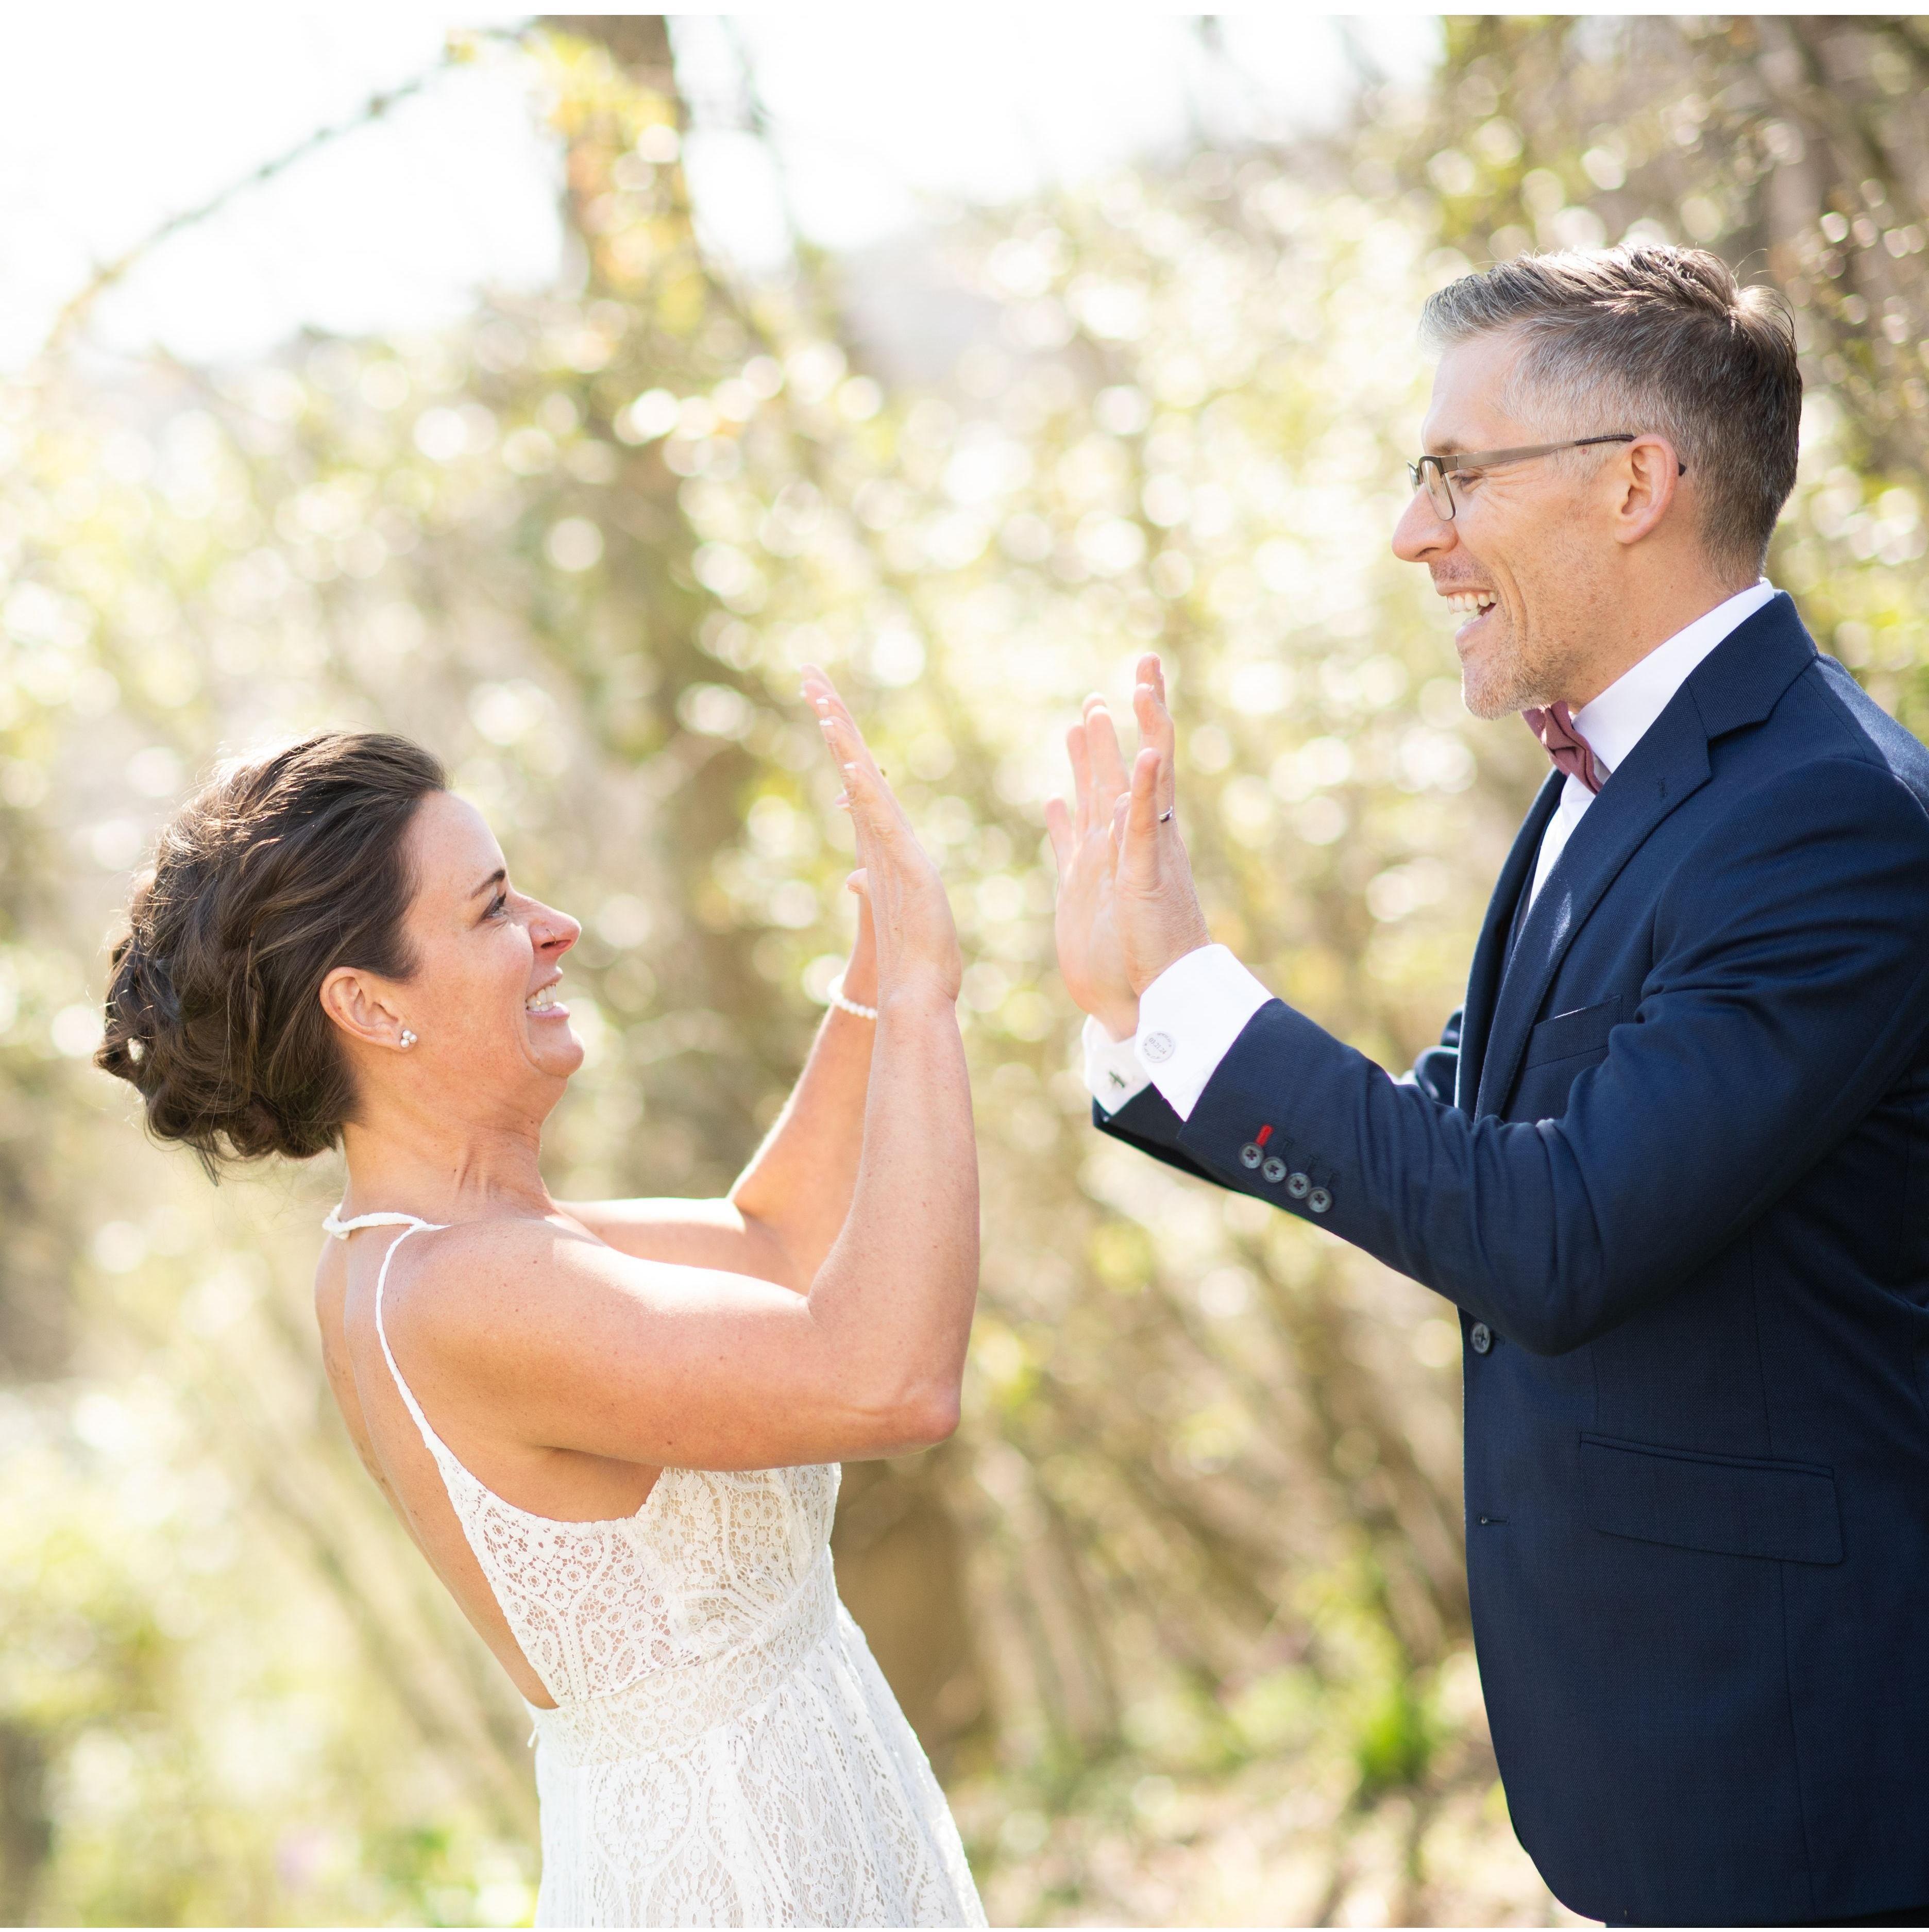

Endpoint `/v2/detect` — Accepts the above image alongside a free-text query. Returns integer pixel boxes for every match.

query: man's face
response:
[1392,330,1615,718]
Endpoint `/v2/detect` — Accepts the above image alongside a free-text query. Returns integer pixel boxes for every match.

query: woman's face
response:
[396,791,584,1104]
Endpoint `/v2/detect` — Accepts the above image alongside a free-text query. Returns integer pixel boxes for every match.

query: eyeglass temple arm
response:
[1575,433,1687,476]
[1420,435,1686,476]
[1570,433,1686,476]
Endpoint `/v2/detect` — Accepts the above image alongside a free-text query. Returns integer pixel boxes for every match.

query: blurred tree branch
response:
[35,25,534,364]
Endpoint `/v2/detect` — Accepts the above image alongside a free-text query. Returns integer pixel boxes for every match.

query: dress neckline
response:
[322,1207,448,1239]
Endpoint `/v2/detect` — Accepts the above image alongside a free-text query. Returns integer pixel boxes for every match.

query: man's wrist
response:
[1127,928,1213,998]
[1130,943,1275,1122]
[1082,1012,1152,1115]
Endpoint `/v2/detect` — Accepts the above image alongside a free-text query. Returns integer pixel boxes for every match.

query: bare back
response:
[314,1216,659,1708]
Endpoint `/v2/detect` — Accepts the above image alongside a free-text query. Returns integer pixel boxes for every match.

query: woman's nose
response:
[532,904,582,955]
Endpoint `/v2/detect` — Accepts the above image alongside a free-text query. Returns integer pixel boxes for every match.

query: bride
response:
[96,670,986,1927]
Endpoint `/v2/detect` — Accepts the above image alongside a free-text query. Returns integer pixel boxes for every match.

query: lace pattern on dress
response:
[330,1211,984,1927]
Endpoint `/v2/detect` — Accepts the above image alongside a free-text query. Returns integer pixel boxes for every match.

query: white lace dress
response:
[325,1211,986,1928]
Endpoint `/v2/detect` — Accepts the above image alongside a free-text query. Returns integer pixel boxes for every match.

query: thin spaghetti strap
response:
[323,1207,441,1240]
[366,1220,451,1456]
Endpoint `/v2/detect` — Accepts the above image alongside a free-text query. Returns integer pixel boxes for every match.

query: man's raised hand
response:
[1112,656,1212,994]
[1048,653,1212,1032]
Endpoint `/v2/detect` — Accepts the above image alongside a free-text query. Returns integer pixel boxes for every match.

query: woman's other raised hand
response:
[803,665,961,1010]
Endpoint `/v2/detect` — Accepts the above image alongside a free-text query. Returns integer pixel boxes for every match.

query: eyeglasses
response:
[1407,433,1683,520]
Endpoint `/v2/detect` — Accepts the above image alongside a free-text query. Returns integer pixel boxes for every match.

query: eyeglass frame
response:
[1407,433,1686,520]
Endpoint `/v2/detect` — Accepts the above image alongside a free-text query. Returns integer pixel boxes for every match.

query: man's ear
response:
[1613,433,1684,548]
[319,966,409,1051]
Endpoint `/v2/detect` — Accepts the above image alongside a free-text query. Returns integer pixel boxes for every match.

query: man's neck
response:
[1564,568,1758,711]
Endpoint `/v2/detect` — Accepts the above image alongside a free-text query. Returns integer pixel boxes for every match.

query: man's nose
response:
[1392,488,1456,564]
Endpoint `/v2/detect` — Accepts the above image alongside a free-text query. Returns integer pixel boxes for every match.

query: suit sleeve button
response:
[1286,1172,1310,1199]
[1470,1322,1492,1354]
[1240,1143,1263,1169]
[1307,1187,1332,1214]
[1261,1156,1287,1183]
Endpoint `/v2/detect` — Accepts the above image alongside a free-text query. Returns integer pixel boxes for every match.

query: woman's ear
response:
[319,966,412,1052]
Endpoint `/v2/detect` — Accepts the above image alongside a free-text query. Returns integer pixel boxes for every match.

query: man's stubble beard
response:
[1459,515,1609,720]
[1460,610,1584,721]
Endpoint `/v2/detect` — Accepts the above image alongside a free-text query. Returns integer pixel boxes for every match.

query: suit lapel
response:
[1471,593,1819,1119]
[1456,771,1562,1112]
[1477,701,1712,1117]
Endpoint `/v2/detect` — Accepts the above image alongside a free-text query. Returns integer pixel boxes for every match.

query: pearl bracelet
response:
[827,977,878,1022]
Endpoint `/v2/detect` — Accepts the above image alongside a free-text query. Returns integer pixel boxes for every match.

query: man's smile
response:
[1439,584,1500,644]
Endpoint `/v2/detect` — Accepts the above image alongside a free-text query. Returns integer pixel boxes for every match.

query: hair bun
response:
[97,733,445,1172]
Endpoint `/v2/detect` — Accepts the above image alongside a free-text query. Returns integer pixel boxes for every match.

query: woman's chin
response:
[526,1016,586,1076]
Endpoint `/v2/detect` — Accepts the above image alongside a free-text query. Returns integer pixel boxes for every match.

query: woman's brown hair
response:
[97,731,446,1170]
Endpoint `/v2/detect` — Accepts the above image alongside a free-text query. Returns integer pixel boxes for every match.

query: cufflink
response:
[1141,1031,1175,1064]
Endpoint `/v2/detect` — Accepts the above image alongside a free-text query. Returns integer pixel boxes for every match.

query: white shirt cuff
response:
[1133,944,1274,1121]
[1083,1013,1152,1116]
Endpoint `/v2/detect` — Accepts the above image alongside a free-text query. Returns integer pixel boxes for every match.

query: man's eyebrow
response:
[470,867,506,899]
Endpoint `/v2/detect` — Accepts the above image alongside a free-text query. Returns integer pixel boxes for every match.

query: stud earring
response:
[399,1029,417,1048]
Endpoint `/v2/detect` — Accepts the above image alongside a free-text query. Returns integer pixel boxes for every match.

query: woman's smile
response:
[524,977,569,1020]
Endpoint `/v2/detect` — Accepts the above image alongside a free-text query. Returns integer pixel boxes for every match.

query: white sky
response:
[0,9,1440,370]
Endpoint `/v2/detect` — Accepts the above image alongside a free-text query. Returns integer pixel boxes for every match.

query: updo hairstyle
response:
[97,732,446,1169]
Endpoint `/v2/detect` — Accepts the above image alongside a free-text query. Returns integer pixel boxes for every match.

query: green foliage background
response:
[2,16,1925,1926]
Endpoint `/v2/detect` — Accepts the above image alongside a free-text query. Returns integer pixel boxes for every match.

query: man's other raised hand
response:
[1046,654,1213,1040]
[1114,656,1212,994]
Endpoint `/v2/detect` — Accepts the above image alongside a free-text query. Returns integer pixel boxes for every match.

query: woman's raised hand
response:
[803,666,960,1006]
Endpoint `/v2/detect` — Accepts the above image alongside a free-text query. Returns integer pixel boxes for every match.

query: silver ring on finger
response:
[1159,808,1174,824]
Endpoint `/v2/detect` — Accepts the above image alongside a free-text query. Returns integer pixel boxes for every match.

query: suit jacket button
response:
[1286,1172,1310,1199]
[1470,1322,1492,1354]
[1141,1031,1175,1064]
[1240,1143,1263,1168]
[1261,1155,1287,1183]
[1307,1187,1332,1214]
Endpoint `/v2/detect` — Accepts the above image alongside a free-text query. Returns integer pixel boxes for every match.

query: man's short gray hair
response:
[1420,246,1801,576]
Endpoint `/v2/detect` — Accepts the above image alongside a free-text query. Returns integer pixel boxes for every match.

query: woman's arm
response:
[564,899,879,1291]
[402,669,978,1469]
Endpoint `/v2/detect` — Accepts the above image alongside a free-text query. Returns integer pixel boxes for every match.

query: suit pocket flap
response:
[1524,996,1620,1070]
[1580,1434,1842,1565]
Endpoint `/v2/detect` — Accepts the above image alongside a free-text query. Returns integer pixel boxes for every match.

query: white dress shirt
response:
[1085,580,1780,1122]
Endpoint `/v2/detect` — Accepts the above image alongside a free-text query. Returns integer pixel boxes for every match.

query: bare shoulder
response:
[380,1214,751,1371]
[383,1214,608,1334]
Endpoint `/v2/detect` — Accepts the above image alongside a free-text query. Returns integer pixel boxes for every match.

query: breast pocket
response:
[1522,995,1621,1072]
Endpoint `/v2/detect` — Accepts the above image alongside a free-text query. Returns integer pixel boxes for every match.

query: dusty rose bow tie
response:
[1522,701,1605,795]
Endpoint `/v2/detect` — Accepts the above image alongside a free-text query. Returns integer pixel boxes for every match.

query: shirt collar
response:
[1572,579,1776,777]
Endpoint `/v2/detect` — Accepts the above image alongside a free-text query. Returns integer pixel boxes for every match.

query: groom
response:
[1050,245,1929,1928]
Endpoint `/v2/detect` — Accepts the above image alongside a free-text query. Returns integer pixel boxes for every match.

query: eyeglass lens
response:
[1416,459,1453,519]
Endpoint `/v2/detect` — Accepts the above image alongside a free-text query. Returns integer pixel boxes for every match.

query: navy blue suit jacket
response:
[1098,595,1929,1924]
